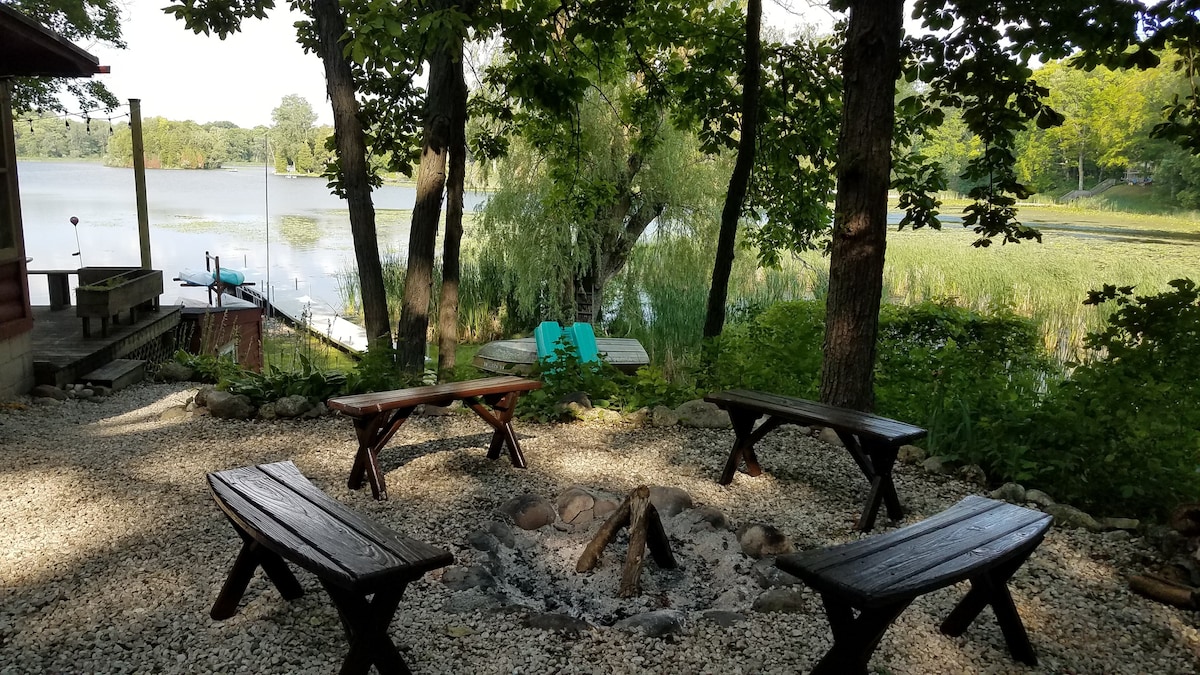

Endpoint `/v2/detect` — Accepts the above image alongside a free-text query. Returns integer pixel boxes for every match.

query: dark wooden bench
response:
[327,375,543,500]
[705,389,927,531]
[207,461,453,675]
[776,495,1052,675]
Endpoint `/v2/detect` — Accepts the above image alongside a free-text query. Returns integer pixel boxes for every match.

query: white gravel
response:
[1,382,1198,674]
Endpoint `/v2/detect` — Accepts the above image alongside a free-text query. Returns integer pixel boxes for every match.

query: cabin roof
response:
[0,5,107,78]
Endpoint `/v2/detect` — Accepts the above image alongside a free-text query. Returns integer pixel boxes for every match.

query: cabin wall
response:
[0,81,34,398]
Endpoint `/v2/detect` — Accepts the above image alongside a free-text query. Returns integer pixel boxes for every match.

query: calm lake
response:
[16,160,488,311]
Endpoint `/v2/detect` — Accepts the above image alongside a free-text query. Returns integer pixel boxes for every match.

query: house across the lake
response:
[0,5,109,397]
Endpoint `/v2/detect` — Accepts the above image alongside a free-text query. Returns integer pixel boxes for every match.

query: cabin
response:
[0,5,109,397]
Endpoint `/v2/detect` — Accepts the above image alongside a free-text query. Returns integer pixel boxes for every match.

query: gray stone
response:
[557,391,592,409]
[817,427,843,447]
[751,557,801,588]
[499,494,557,530]
[897,444,927,464]
[257,402,278,420]
[442,589,504,614]
[467,529,499,552]
[156,361,195,383]
[1104,530,1133,542]
[31,396,62,406]
[302,402,327,419]
[613,610,686,637]
[990,482,1027,504]
[442,565,496,592]
[593,496,620,519]
[751,588,807,613]
[1044,503,1103,532]
[487,521,516,548]
[556,486,595,525]
[738,523,794,558]
[651,405,679,427]
[194,385,217,408]
[525,612,592,636]
[158,405,189,422]
[1100,517,1140,532]
[1143,525,1187,558]
[649,485,693,518]
[422,401,460,416]
[681,506,729,532]
[274,395,312,418]
[699,610,747,627]
[1025,489,1055,507]
[957,464,987,486]
[674,400,730,429]
[90,385,111,398]
[29,384,66,400]
[584,408,623,423]
[205,391,256,420]
[921,456,952,475]
[624,407,651,426]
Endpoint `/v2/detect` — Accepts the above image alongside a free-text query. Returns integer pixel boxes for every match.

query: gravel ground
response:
[1,382,1198,674]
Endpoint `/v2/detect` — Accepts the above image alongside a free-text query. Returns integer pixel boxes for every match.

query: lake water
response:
[16,161,488,312]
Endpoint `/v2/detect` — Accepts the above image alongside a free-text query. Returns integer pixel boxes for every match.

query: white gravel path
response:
[1,382,1198,674]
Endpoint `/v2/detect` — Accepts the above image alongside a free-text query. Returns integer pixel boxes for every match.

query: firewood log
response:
[619,486,652,598]
[576,494,632,573]
[1129,574,1199,609]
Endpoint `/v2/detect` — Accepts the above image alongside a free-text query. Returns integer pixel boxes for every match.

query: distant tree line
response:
[15,95,334,173]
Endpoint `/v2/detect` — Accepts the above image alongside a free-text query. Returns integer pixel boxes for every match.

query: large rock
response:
[921,456,952,475]
[274,395,313,418]
[257,402,278,420]
[499,494,557,530]
[1044,503,1102,532]
[1100,517,1140,532]
[990,482,1027,504]
[738,523,793,558]
[649,485,693,518]
[556,486,596,525]
[680,506,730,532]
[897,444,927,464]
[957,464,987,486]
[205,391,255,420]
[651,405,679,427]
[614,610,686,637]
[29,384,67,400]
[751,557,801,588]
[1025,489,1055,507]
[674,400,730,429]
[817,427,843,447]
[194,385,217,408]
[156,361,195,383]
[751,588,807,613]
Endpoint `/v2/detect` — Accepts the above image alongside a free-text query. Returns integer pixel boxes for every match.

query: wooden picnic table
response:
[705,389,928,531]
[327,376,542,500]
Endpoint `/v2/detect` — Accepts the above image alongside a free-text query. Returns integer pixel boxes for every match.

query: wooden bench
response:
[776,495,1052,675]
[327,375,543,500]
[26,269,74,310]
[207,461,453,675]
[705,389,927,531]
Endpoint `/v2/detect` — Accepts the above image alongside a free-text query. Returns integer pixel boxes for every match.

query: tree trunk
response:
[310,0,390,348]
[1078,146,1085,191]
[397,36,457,373]
[818,0,904,411]
[703,0,761,340]
[437,43,469,378]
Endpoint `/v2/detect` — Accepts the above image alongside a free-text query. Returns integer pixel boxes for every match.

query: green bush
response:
[1012,279,1200,518]
[224,353,347,405]
[874,300,1055,478]
[703,300,826,397]
[172,349,241,384]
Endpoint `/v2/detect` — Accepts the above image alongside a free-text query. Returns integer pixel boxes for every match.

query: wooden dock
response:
[30,304,181,388]
[235,286,367,354]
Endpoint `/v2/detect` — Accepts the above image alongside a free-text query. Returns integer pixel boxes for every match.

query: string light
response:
[23,108,130,135]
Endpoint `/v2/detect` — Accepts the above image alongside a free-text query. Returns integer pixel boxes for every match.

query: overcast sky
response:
[83,0,840,129]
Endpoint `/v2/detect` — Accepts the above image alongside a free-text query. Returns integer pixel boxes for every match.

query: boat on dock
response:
[473,337,649,375]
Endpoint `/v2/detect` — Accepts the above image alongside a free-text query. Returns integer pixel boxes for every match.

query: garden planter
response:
[76,267,163,337]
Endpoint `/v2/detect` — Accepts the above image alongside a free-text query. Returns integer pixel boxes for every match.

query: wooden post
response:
[129,99,151,270]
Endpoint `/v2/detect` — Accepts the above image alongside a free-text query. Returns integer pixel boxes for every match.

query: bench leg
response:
[940,551,1039,665]
[321,580,411,675]
[469,391,527,468]
[813,593,911,675]
[348,408,415,501]
[211,527,304,620]
[718,412,775,484]
[846,438,904,532]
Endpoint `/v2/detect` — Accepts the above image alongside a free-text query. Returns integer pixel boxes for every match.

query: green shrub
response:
[517,344,624,421]
[1014,279,1200,518]
[703,300,826,397]
[343,346,426,394]
[874,300,1055,478]
[172,349,241,384]
[224,353,347,405]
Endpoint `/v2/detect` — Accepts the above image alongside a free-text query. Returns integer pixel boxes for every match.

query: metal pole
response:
[130,99,152,269]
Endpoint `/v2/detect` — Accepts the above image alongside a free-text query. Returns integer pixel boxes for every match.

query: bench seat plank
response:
[706,389,926,445]
[208,461,452,674]
[209,462,451,593]
[776,496,1051,674]
[328,375,541,416]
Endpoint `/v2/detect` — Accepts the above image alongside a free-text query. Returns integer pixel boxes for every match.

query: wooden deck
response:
[30,304,181,388]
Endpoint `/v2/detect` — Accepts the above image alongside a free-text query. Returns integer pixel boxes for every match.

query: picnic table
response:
[705,389,927,531]
[327,376,542,500]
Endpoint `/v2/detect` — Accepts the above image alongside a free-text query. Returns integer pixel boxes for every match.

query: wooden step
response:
[81,359,146,391]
